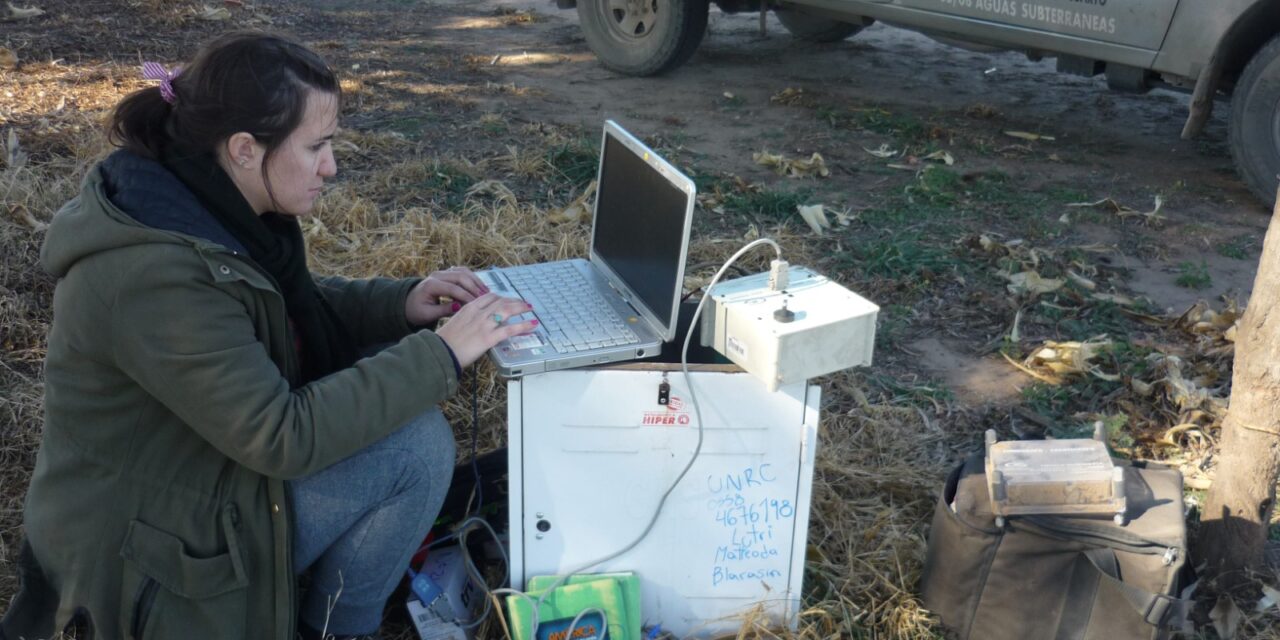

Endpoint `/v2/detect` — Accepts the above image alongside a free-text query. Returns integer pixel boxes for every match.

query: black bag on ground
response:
[920,454,1193,640]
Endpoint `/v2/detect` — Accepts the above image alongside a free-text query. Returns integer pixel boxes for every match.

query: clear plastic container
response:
[984,430,1126,522]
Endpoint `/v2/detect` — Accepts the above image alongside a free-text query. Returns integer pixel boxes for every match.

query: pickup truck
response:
[560,0,1280,207]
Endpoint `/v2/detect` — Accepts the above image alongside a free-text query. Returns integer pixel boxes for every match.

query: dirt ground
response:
[295,0,1272,401]
[3,0,1279,637]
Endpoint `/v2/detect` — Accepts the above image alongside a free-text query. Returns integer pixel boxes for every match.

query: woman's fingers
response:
[431,279,476,305]
[501,317,539,338]
[435,267,488,299]
[493,296,535,319]
[436,294,538,368]
[465,294,533,326]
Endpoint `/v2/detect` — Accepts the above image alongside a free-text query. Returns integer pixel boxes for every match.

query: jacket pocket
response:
[119,507,249,640]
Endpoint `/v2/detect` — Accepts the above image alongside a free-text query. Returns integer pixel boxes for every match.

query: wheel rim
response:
[599,0,659,41]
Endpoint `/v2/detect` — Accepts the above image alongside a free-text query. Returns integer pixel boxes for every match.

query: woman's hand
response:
[434,293,538,368]
[405,267,489,327]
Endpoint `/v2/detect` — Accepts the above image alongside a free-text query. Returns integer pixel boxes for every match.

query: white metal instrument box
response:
[700,266,878,391]
[507,364,820,637]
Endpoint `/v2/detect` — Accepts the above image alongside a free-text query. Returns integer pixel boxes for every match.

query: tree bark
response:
[1201,193,1280,592]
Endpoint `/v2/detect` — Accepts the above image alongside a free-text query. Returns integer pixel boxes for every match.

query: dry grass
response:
[0,128,92,609]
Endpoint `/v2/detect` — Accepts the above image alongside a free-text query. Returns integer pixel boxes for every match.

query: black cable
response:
[468,367,483,515]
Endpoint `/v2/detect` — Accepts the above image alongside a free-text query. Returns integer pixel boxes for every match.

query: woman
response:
[0,31,534,640]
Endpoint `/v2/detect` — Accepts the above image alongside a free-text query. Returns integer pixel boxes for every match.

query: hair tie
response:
[141,62,181,105]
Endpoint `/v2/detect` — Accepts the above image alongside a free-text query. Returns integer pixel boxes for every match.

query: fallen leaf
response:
[1005,270,1064,297]
[465,179,518,206]
[196,5,231,20]
[770,87,806,105]
[1004,130,1055,142]
[1067,197,1121,210]
[546,181,596,224]
[1210,595,1242,639]
[7,204,45,231]
[976,233,1017,254]
[1258,585,1280,613]
[1066,270,1096,290]
[1091,292,1135,306]
[0,47,16,70]
[1139,195,1165,222]
[1,2,43,20]
[922,150,955,165]
[863,144,898,158]
[796,204,829,235]
[1066,196,1166,224]
[753,150,830,178]
[1024,337,1115,381]
[1176,300,1241,334]
[1145,353,1224,413]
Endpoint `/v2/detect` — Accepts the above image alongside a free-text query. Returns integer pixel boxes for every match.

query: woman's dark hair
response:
[110,31,340,169]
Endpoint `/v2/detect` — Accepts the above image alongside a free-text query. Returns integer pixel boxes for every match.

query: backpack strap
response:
[1054,553,1103,640]
[1081,549,1192,629]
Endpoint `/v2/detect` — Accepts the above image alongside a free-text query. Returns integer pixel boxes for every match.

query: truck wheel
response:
[1231,33,1280,208]
[577,0,709,76]
[774,8,870,43]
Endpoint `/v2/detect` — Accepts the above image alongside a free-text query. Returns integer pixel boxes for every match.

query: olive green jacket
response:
[2,160,458,639]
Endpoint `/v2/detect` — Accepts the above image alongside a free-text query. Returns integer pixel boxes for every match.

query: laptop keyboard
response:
[504,263,640,354]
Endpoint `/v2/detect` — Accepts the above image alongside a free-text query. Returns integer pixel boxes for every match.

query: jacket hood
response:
[41,150,246,278]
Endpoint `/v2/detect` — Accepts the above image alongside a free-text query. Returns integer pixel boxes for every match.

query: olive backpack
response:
[920,454,1195,640]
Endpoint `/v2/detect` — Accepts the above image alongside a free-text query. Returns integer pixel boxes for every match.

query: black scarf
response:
[162,144,359,385]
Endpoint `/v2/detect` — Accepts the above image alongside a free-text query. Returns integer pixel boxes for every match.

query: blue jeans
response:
[289,408,456,635]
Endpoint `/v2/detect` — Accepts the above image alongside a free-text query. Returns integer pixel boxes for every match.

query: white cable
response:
[430,516,509,630]
[565,606,609,640]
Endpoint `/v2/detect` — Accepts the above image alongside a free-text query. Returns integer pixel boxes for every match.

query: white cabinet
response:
[507,363,820,637]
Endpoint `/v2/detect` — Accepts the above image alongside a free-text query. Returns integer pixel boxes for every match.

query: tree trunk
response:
[1201,194,1280,592]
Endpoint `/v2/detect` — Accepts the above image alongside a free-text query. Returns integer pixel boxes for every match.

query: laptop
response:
[476,120,696,377]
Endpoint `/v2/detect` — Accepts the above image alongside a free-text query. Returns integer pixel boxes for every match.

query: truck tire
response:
[1230,33,1280,208]
[774,8,869,43]
[577,0,709,76]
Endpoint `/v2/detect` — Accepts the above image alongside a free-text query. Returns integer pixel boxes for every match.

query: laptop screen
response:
[591,130,691,335]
